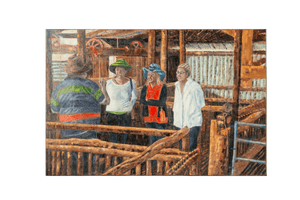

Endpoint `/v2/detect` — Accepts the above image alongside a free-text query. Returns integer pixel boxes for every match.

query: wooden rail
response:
[46,122,176,137]
[46,126,191,175]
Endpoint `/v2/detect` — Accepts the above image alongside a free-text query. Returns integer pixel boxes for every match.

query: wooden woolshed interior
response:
[46,29,266,176]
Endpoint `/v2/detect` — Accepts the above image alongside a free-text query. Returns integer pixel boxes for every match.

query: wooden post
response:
[157,160,163,175]
[165,162,170,174]
[146,160,152,175]
[99,55,109,78]
[228,30,242,174]
[241,30,254,88]
[136,164,141,175]
[61,151,65,175]
[232,30,242,119]
[46,30,57,139]
[182,135,190,152]
[94,154,100,175]
[148,30,156,66]
[161,30,168,82]
[179,30,186,64]
[105,155,111,171]
[77,29,86,63]
[210,135,227,176]
[67,151,71,175]
[56,151,61,175]
[77,152,83,175]
[208,120,218,175]
[88,153,92,175]
[51,151,56,175]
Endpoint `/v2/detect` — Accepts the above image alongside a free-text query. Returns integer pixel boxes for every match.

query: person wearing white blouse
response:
[173,63,205,151]
[104,59,137,146]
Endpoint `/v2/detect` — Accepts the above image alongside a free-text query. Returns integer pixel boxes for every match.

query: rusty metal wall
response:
[187,54,266,100]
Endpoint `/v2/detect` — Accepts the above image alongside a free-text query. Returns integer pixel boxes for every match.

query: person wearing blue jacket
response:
[50,54,109,175]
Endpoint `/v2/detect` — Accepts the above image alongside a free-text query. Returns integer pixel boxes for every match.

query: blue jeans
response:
[146,122,167,167]
[174,126,200,152]
[146,123,167,145]
[61,118,100,175]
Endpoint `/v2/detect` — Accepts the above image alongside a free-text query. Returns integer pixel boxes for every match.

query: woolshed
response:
[46,29,266,176]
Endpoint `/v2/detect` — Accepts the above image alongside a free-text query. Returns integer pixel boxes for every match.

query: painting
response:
[46,29,266,176]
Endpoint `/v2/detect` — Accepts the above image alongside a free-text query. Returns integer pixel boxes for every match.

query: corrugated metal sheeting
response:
[187,54,266,100]
[52,61,68,81]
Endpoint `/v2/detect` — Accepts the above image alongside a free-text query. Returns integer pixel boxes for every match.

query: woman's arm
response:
[130,80,137,109]
[99,78,110,105]
[140,86,147,105]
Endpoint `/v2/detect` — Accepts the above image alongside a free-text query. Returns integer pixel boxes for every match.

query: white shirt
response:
[173,78,205,128]
[106,79,137,112]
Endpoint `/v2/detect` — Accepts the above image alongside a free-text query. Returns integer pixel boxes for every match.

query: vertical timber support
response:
[46,30,57,139]
[161,30,168,82]
[208,120,217,175]
[77,29,86,63]
[148,30,156,66]
[241,30,254,88]
[179,30,186,64]
[228,30,242,175]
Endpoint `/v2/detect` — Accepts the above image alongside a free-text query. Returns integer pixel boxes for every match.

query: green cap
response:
[109,59,131,74]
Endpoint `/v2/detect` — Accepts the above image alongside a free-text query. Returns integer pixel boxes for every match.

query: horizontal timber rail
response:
[46,144,182,162]
[47,138,188,156]
[46,122,176,137]
[201,85,266,92]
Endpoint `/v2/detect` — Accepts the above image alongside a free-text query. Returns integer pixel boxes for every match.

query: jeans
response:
[145,122,167,167]
[106,112,131,165]
[174,126,200,152]
[145,123,167,145]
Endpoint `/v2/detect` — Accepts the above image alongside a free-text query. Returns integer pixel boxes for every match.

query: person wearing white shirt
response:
[105,59,137,146]
[173,63,205,151]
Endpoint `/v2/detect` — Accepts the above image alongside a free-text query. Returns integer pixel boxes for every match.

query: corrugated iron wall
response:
[52,61,68,82]
[187,54,266,100]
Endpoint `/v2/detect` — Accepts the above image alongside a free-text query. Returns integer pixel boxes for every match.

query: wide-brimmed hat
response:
[143,64,165,81]
[63,55,92,74]
[109,59,131,74]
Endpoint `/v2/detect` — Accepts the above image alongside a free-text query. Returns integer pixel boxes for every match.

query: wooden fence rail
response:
[46,127,190,175]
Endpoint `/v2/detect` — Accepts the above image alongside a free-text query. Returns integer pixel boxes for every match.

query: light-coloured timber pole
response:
[241,29,254,88]
[228,30,242,175]
[160,30,168,82]
[77,29,86,63]
[208,120,218,175]
[179,30,186,64]
[148,30,156,66]
[46,29,59,138]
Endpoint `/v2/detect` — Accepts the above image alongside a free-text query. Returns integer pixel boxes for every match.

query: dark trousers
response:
[106,112,131,143]
[106,112,131,165]
[145,123,167,145]
[145,122,167,167]
[175,126,200,152]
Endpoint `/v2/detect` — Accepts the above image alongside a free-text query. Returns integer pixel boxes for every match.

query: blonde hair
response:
[145,72,163,86]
